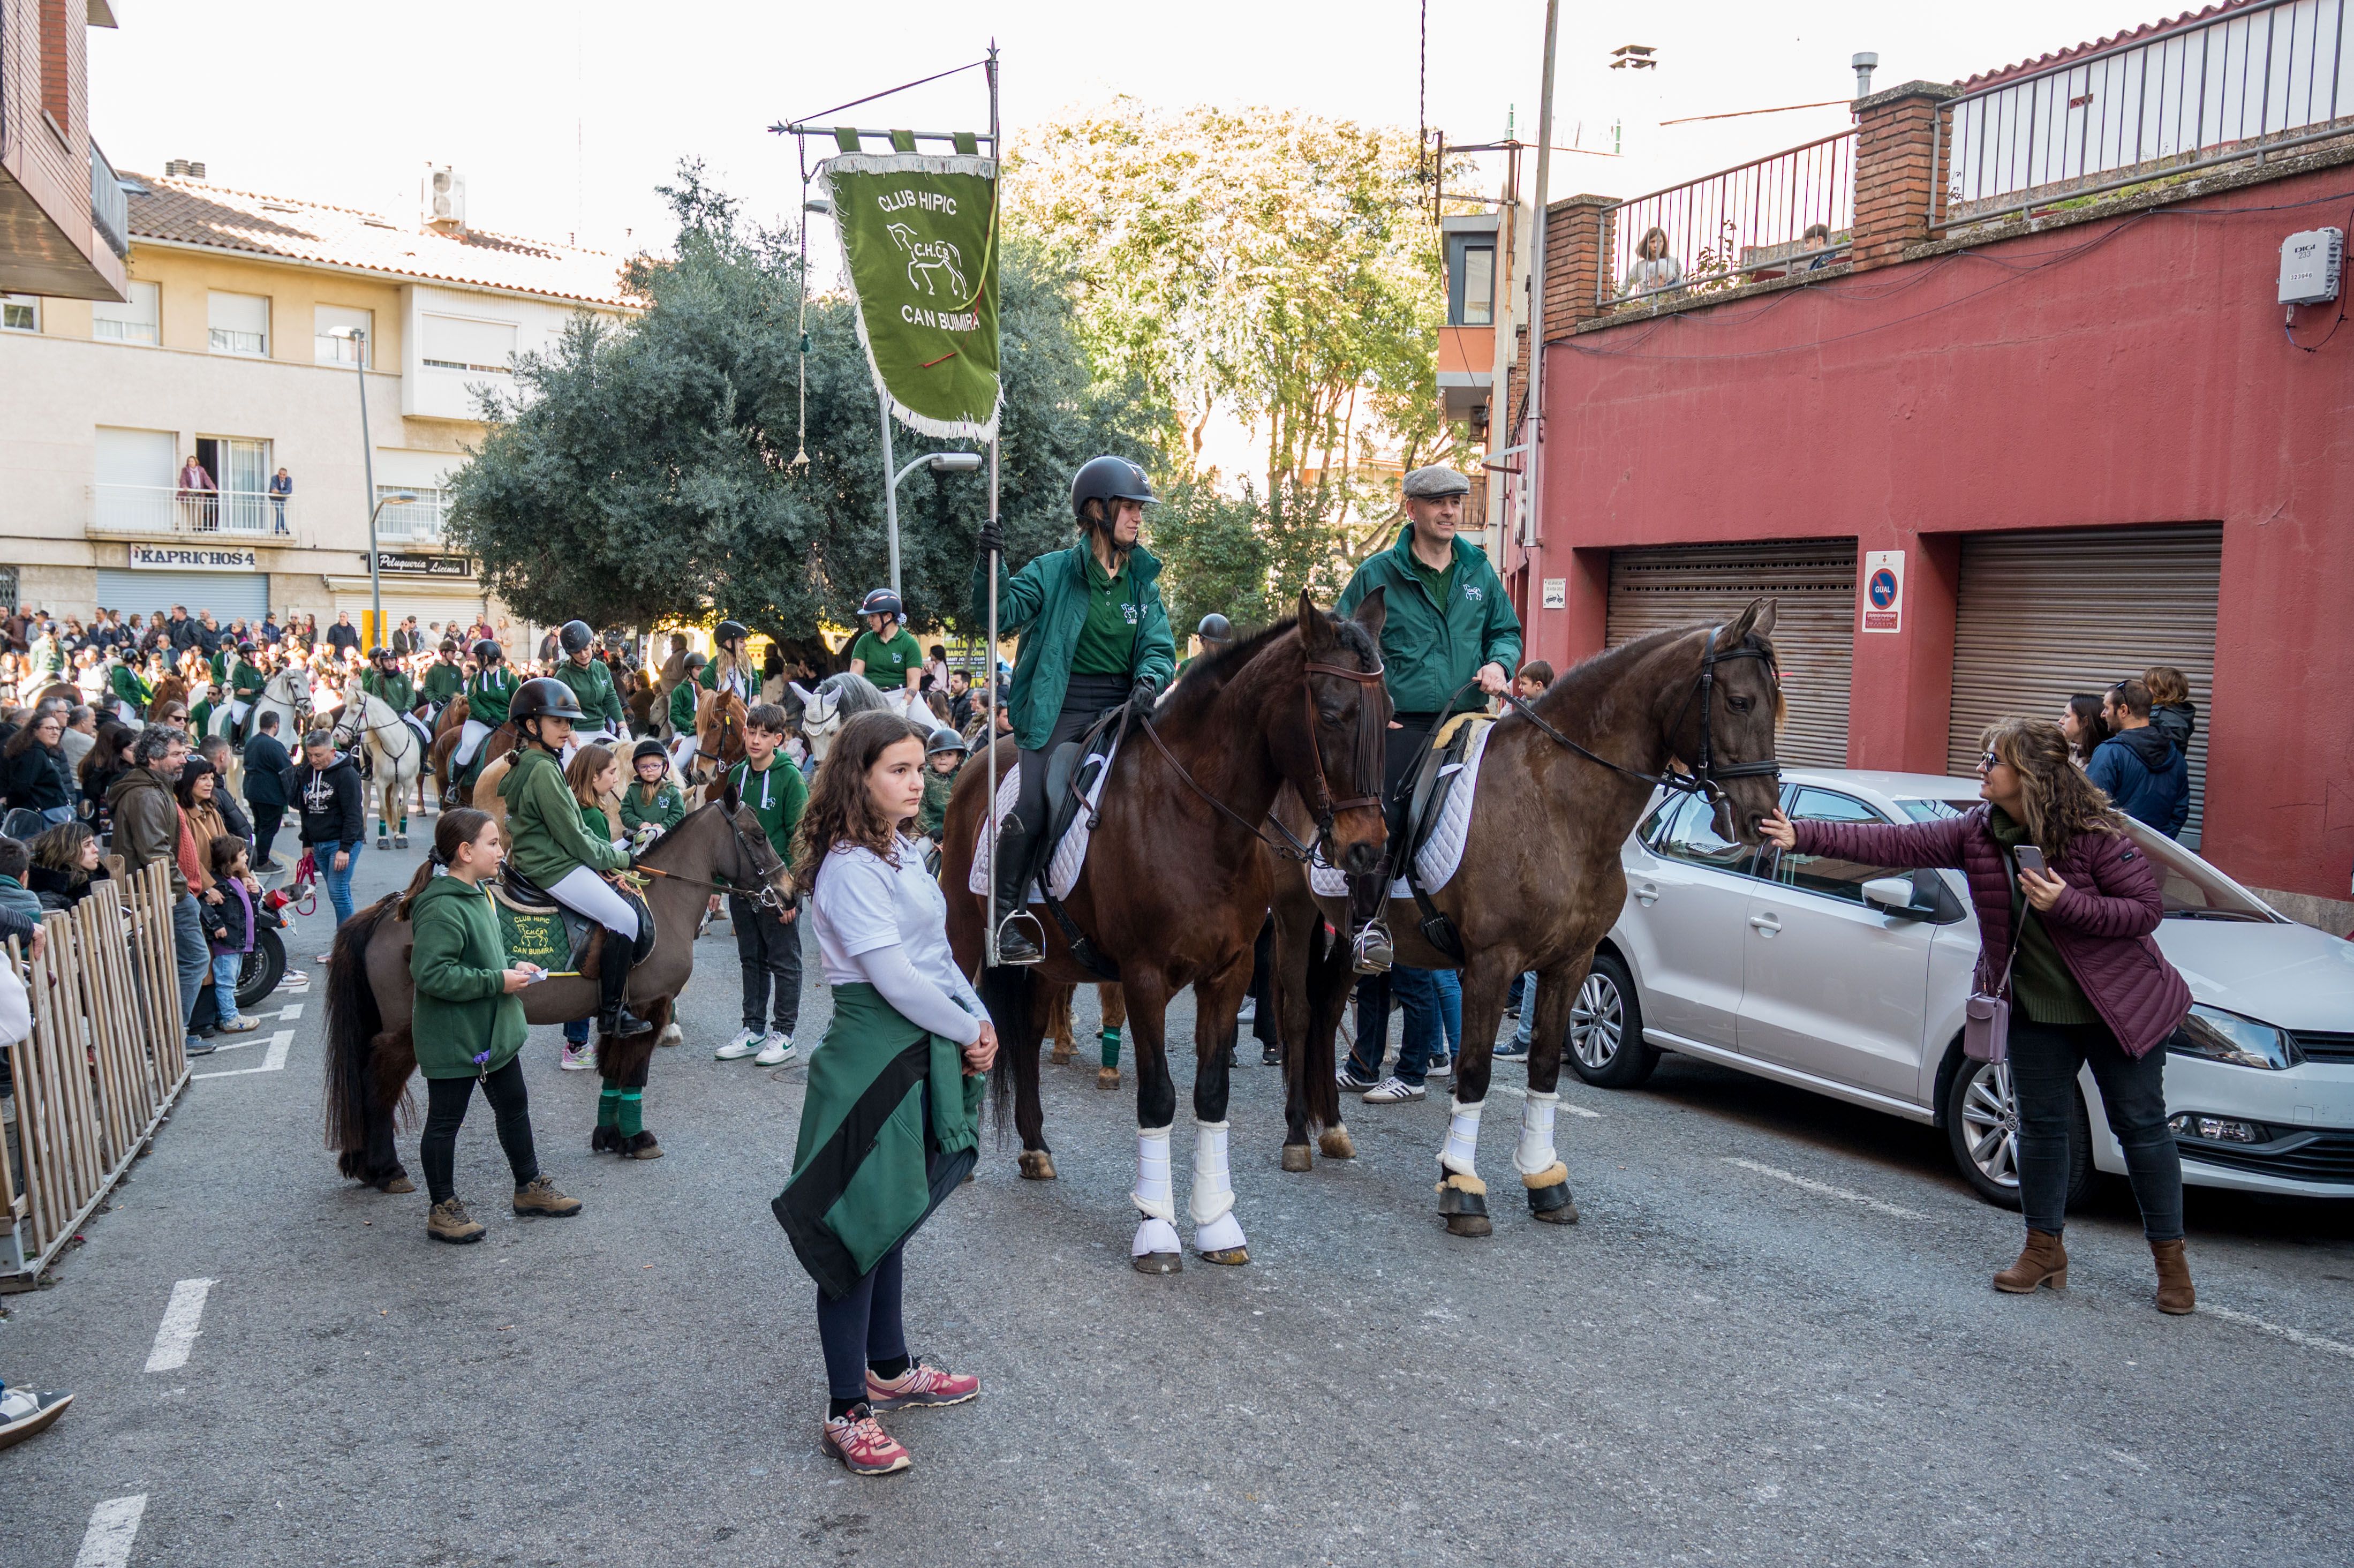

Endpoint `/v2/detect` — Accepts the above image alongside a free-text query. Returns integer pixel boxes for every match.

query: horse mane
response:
[1158,612,1382,727]
[1522,620,1785,736]
[815,670,887,715]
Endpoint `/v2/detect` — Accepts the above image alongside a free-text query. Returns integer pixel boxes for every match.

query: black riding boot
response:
[991,813,1045,964]
[598,931,651,1039]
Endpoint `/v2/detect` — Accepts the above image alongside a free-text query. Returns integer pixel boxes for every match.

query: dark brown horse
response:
[323,791,791,1186]
[1282,598,1786,1236]
[939,592,1391,1273]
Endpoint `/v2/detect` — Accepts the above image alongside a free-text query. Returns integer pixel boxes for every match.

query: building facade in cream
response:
[0,165,634,639]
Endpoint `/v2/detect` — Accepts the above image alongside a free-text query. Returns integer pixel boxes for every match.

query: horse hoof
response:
[376,836,390,851]
[1317,1126,1357,1160]
[657,1023,683,1047]
[376,1174,415,1194]
[1017,1150,1058,1181]
[1095,1068,1121,1091]
[1528,1182,1581,1224]
[1200,1247,1250,1266]
[1444,1212,1495,1238]
[395,834,408,849]
[1050,1045,1074,1066]
[1131,1252,1183,1275]
[1280,1144,1313,1173]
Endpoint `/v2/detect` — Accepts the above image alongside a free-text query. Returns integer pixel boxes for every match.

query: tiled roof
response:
[1961,1,2266,90]
[121,171,637,310]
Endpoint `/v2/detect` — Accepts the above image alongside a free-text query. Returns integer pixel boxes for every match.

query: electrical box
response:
[2278,228,2343,305]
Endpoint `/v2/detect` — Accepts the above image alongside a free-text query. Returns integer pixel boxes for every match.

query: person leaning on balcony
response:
[1620,225,1685,299]
[177,457,217,529]
[1759,716,2197,1316]
[269,467,293,534]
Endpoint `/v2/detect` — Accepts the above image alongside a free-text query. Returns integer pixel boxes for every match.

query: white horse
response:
[250,667,314,750]
[336,684,426,850]
[790,672,893,768]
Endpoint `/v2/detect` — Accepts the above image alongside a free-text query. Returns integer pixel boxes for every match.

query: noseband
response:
[1298,657,1389,851]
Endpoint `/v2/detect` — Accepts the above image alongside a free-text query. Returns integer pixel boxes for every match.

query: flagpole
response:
[984,37,1002,968]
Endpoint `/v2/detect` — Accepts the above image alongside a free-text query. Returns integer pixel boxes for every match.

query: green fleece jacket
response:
[972,541,1175,751]
[551,656,625,732]
[1338,525,1522,717]
[499,747,627,889]
[406,874,526,1080]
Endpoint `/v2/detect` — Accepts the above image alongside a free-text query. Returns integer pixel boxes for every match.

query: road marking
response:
[193,1030,292,1078]
[276,1002,304,1021]
[74,1495,147,1568]
[1721,1157,1927,1219]
[1487,1084,1602,1118]
[145,1277,217,1372]
[2200,1303,2354,1362]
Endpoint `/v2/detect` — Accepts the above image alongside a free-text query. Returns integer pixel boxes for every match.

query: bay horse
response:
[323,788,792,1188]
[938,592,1391,1273]
[428,695,470,806]
[691,686,748,785]
[146,672,188,723]
[1283,598,1786,1237]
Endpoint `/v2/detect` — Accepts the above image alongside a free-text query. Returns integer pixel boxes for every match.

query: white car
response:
[1574,769,2354,1207]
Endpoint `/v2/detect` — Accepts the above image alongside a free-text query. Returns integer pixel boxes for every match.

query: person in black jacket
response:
[291,730,366,933]
[243,711,295,870]
[197,735,253,846]
[0,707,76,827]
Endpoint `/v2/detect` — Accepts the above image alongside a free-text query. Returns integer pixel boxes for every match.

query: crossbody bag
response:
[1963,845,2027,1065]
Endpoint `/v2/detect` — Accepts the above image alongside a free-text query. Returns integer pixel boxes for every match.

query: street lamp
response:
[367,493,420,635]
[328,325,387,640]
[883,449,984,599]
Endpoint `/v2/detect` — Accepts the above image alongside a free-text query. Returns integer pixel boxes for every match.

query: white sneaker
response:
[1234,998,1256,1025]
[714,1028,763,1060]
[1425,1053,1453,1082]
[754,1031,797,1067]
[1361,1075,1427,1104]
[560,1042,597,1072]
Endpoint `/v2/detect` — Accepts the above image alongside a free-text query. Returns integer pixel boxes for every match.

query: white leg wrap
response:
[1440,1097,1484,1178]
[1131,1125,1177,1226]
[1194,1210,1248,1254]
[1515,1090,1561,1177]
[1133,1215,1183,1258]
[1189,1120,1236,1227]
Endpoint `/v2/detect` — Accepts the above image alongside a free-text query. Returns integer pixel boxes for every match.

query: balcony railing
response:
[1941,0,2354,227]
[90,140,129,260]
[376,486,450,542]
[90,484,293,538]
[1601,131,1855,308]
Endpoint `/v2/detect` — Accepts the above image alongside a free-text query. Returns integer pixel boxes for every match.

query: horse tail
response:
[323,894,396,1173]
[978,960,1037,1145]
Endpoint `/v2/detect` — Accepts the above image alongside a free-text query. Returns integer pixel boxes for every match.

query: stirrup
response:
[993,910,1046,966]
[1350,921,1393,975]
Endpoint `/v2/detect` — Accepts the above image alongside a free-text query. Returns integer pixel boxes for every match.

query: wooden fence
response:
[1,859,190,1285]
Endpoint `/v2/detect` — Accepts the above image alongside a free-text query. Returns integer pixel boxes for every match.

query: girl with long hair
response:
[775,710,998,1475]
[79,722,135,835]
[1761,717,2197,1313]
[398,807,582,1243]
[2059,693,2110,766]
[28,821,107,910]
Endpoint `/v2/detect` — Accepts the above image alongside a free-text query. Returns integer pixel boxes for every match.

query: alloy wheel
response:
[1959,1060,2022,1191]
[1569,970,1624,1071]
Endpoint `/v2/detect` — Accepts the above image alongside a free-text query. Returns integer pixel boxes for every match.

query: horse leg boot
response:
[1437,1096,1491,1237]
[1131,1125,1182,1273]
[1515,1090,1579,1224]
[1190,1120,1248,1264]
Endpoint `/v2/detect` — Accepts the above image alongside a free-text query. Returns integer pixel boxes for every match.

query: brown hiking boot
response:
[427,1198,485,1244]
[1993,1228,2067,1293]
[512,1175,582,1217]
[2151,1238,2195,1315]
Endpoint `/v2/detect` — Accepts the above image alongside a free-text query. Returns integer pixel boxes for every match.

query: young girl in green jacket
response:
[402,808,583,1244]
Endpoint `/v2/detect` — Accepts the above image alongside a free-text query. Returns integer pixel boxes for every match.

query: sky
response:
[90,0,2185,261]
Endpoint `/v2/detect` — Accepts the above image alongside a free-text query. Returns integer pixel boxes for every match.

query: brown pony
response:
[692,687,747,783]
[1281,598,1786,1237]
[939,592,1390,1273]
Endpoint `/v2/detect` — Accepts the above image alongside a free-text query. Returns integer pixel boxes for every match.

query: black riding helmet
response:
[713,619,749,647]
[859,588,903,622]
[631,737,669,765]
[1196,613,1233,645]
[559,620,595,657]
[1070,455,1156,527]
[925,725,967,758]
[510,676,587,730]
[683,652,708,672]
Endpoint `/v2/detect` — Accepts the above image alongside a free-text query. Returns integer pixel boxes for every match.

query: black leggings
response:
[419,1058,541,1204]
[998,673,1131,909]
[816,1241,907,1404]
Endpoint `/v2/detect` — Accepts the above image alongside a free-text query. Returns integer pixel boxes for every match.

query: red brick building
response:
[0,0,127,303]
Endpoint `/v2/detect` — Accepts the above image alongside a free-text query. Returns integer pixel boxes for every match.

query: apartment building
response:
[0,0,127,305]
[0,162,636,638]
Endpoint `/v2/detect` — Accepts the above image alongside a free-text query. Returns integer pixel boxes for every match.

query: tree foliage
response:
[446,162,1154,650]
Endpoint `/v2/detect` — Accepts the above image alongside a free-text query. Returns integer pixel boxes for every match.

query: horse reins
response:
[628,802,791,913]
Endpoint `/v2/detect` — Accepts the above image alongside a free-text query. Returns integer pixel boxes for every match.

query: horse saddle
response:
[1043,706,1124,850]
[1401,713,1490,873]
[492,864,656,974]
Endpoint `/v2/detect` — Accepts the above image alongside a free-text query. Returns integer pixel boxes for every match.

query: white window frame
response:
[1,294,40,333]
[207,290,270,357]
[92,281,160,345]
[315,304,373,367]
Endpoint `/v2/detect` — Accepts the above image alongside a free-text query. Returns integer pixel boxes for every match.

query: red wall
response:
[1515,162,2354,901]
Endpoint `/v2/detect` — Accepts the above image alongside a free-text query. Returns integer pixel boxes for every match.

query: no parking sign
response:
[1862,550,1904,634]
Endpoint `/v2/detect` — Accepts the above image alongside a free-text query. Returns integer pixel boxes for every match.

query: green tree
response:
[446,162,1155,653]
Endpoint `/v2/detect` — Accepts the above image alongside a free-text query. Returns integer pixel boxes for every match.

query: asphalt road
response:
[6,835,2351,1566]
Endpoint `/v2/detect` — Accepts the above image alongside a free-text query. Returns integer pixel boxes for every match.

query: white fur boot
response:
[1190,1119,1248,1261]
[1131,1125,1182,1269]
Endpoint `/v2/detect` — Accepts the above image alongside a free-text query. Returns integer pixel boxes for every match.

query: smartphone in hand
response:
[2013,845,2048,876]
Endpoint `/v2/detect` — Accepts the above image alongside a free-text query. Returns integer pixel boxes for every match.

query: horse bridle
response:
[634,799,791,914]
[1496,624,1779,804]
[335,692,417,765]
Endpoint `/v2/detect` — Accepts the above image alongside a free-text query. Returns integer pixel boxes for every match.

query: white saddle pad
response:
[1309,720,1495,900]
[967,740,1118,903]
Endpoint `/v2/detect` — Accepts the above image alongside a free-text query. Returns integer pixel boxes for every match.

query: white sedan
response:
[1572,768,2354,1207]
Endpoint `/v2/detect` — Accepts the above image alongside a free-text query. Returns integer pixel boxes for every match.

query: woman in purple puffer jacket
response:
[1761,717,2197,1315]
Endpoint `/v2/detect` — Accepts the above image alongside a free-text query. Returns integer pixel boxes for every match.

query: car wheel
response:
[1943,1054,2092,1210]
[1565,952,1658,1089]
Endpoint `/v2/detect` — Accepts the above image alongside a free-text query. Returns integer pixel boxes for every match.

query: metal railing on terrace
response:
[376,486,451,542]
[90,140,129,260]
[1602,131,1855,309]
[1940,0,2354,226]
[90,484,293,538]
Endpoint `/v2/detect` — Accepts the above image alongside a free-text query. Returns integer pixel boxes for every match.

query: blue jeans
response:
[210,952,244,1024]
[1347,967,1446,1087]
[320,840,360,925]
[172,894,207,1034]
[564,1018,590,1047]
[1432,970,1461,1061]
[1515,969,1539,1047]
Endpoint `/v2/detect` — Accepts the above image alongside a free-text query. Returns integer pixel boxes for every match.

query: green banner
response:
[822,152,1001,441]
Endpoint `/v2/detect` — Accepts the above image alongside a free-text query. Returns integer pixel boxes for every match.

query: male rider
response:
[1333,465,1521,1105]
[847,589,925,693]
[549,620,628,741]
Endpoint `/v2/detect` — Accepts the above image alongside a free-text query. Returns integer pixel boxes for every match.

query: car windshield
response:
[1896,797,2279,922]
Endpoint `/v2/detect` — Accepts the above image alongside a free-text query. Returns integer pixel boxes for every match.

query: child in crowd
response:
[200,834,260,1035]
[1512,660,1555,704]
[619,738,687,842]
[916,727,965,842]
[715,704,809,1067]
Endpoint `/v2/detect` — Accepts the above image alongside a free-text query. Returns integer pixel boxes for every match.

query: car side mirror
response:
[1863,876,1934,918]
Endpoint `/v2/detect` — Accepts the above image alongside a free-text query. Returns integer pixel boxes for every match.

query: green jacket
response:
[552,656,625,732]
[420,660,464,705]
[467,666,519,726]
[229,658,264,700]
[974,541,1175,751]
[26,637,63,680]
[917,763,959,838]
[109,662,151,707]
[774,981,984,1297]
[363,668,416,711]
[620,779,686,834]
[723,756,806,865]
[668,677,700,735]
[1338,525,1523,717]
[406,875,526,1080]
[500,746,628,888]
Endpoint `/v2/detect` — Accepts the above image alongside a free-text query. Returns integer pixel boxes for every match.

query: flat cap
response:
[1402,464,1472,499]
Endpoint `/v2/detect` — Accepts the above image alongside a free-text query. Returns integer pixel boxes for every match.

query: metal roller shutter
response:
[1946,525,2220,845]
[1606,540,1857,767]
[330,589,488,637]
[94,568,270,624]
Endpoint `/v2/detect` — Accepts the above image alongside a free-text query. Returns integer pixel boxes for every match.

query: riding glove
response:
[977,518,1005,558]
[1125,675,1159,719]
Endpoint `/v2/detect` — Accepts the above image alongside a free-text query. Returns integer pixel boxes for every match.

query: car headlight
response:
[2167,1004,2298,1071]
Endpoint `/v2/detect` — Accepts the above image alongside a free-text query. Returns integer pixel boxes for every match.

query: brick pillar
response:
[1519,193,1618,389]
[1850,81,1957,272]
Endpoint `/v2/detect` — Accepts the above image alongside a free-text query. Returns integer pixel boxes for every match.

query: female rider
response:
[971,455,1175,962]
[455,639,516,775]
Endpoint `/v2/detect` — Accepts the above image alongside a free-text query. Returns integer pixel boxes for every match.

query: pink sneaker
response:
[821,1404,912,1475]
[866,1356,980,1409]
